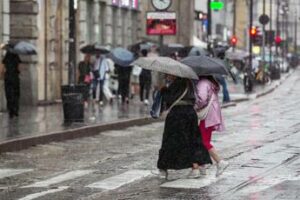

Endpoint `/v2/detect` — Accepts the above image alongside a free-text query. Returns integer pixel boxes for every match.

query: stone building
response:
[0,0,142,111]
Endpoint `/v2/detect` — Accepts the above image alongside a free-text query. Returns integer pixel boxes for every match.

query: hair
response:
[141,49,148,57]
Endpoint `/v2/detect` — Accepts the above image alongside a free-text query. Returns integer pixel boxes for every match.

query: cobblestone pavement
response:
[0,70,299,200]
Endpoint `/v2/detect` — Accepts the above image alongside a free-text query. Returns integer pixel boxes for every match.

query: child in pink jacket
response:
[194,76,229,177]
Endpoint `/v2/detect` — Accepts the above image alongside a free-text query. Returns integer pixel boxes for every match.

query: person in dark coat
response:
[2,51,21,118]
[139,49,152,105]
[157,75,212,179]
[78,54,92,104]
[115,64,132,104]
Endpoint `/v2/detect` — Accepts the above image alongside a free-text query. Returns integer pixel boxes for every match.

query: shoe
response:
[144,99,149,105]
[216,160,229,177]
[200,167,207,176]
[187,169,200,179]
[99,101,104,106]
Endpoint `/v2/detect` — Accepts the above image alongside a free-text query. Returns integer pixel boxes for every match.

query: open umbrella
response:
[80,43,110,55]
[180,55,229,76]
[179,46,209,58]
[9,41,37,55]
[109,47,135,67]
[159,43,184,56]
[132,57,198,80]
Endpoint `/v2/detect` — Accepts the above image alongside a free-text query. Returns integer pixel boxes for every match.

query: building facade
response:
[0,0,142,111]
[140,0,195,46]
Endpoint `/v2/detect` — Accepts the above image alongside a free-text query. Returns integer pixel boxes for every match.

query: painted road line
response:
[0,169,33,179]
[18,186,68,200]
[23,170,94,188]
[87,170,152,190]
[161,172,233,189]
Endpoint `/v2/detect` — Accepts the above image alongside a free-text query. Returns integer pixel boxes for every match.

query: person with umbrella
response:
[214,51,231,103]
[2,48,22,118]
[109,48,135,104]
[92,53,109,106]
[77,54,93,107]
[133,57,212,179]
[139,49,152,105]
[194,75,229,177]
[180,55,231,177]
[156,75,212,179]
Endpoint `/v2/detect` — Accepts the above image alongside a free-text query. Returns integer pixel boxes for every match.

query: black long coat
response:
[157,78,212,170]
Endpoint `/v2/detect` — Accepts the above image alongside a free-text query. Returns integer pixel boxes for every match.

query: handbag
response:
[198,94,214,120]
[84,74,92,84]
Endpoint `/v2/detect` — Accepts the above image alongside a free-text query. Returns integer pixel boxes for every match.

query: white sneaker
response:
[200,167,207,176]
[144,99,149,105]
[99,101,104,106]
[216,160,229,177]
[187,169,200,179]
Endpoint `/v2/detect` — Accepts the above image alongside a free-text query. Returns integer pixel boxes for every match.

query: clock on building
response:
[151,0,172,11]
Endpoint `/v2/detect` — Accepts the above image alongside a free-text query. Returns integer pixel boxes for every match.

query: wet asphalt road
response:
[0,69,299,200]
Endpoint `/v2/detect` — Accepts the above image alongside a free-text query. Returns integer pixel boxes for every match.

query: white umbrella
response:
[10,41,37,55]
[132,57,198,80]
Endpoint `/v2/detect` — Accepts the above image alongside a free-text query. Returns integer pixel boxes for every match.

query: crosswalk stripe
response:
[0,169,33,179]
[18,186,68,200]
[22,170,94,188]
[160,172,233,189]
[87,170,152,190]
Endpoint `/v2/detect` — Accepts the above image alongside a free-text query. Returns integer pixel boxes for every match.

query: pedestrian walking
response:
[194,76,229,177]
[215,51,231,103]
[115,64,132,104]
[157,75,212,179]
[2,51,21,118]
[78,54,93,106]
[139,49,152,105]
[92,54,109,106]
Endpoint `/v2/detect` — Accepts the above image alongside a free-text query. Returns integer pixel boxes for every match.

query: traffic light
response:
[275,36,282,46]
[230,36,238,46]
[250,26,257,37]
[250,26,263,46]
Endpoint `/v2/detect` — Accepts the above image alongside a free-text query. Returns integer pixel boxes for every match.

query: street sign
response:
[210,1,224,10]
[259,14,270,25]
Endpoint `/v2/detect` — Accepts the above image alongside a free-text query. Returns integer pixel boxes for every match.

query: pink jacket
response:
[194,78,225,132]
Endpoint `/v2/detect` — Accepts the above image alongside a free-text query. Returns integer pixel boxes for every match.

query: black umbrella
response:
[80,43,110,55]
[179,46,210,58]
[180,55,229,76]
[159,43,184,56]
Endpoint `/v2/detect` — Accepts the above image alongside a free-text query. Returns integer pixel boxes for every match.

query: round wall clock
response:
[151,0,172,11]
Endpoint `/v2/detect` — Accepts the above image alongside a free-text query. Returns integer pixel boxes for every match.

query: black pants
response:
[118,78,130,103]
[92,79,104,101]
[139,79,151,102]
[4,78,20,117]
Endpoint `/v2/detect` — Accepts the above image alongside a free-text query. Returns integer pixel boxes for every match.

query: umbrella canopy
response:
[80,43,110,55]
[159,43,184,56]
[180,56,229,76]
[179,46,209,58]
[132,57,198,80]
[9,41,37,55]
[109,47,135,67]
[225,48,249,61]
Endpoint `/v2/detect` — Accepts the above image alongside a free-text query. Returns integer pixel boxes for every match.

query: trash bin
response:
[270,65,281,80]
[61,84,87,97]
[62,93,84,123]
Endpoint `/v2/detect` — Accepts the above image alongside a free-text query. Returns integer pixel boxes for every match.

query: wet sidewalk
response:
[0,72,292,152]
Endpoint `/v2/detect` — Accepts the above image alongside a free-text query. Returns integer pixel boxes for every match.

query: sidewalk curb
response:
[0,117,162,153]
[0,71,293,153]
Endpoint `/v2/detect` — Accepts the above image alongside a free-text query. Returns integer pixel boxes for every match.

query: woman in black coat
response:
[157,76,212,179]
